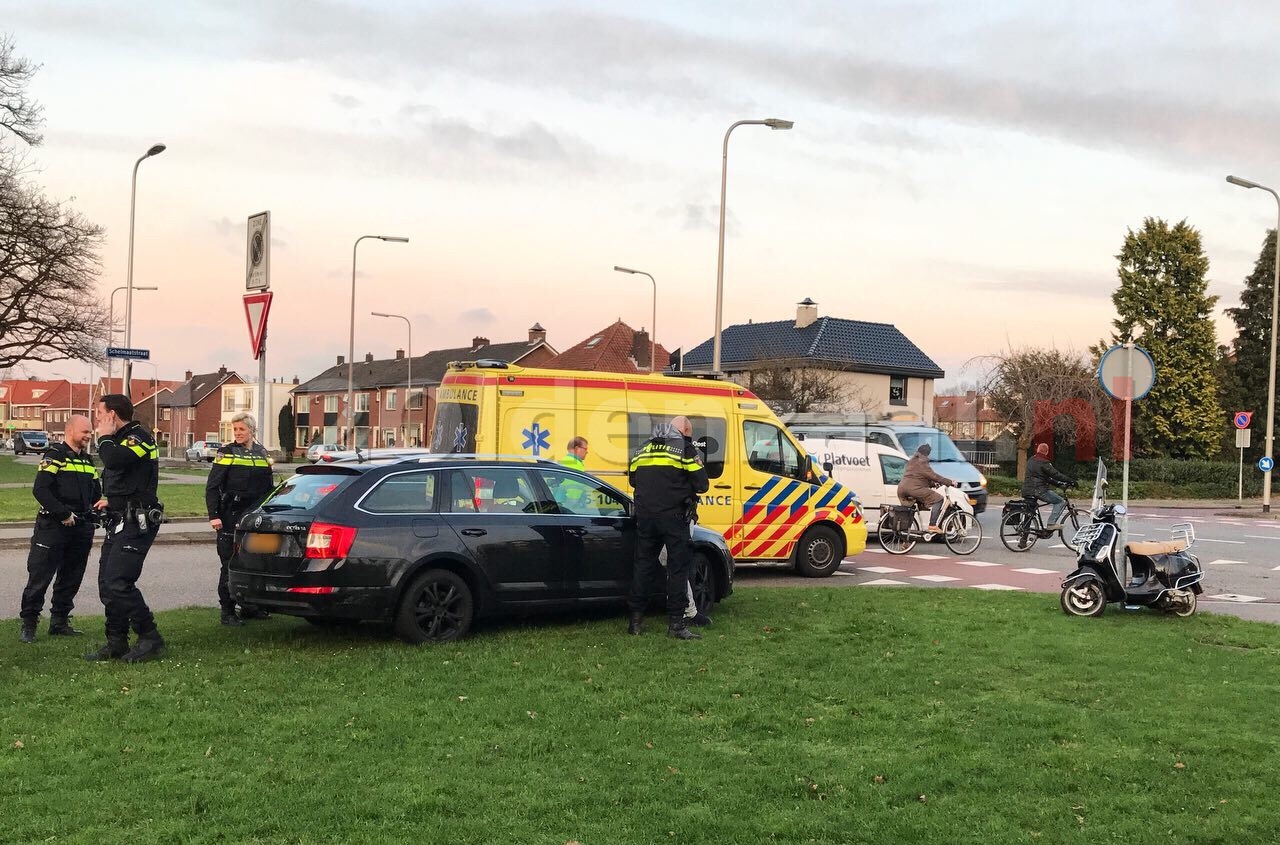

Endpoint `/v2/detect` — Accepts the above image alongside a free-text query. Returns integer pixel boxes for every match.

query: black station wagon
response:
[229,456,734,643]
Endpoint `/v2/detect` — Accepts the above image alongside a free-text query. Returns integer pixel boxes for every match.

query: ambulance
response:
[430,361,868,576]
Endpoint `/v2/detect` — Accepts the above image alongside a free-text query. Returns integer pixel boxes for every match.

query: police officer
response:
[84,393,166,663]
[205,412,275,626]
[19,415,100,643]
[626,415,709,640]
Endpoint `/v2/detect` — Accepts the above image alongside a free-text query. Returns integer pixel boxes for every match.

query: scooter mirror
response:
[1113,504,1126,515]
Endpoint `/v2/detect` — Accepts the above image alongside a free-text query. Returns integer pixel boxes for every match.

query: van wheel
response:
[795,525,844,578]
[691,552,715,613]
[395,569,473,643]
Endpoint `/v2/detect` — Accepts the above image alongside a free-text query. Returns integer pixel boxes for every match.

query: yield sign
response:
[243,291,273,360]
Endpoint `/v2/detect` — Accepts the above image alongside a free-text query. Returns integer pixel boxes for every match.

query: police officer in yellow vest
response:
[20,415,100,643]
[205,412,275,626]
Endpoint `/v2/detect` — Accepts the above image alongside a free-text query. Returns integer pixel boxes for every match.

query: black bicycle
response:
[998,489,1085,552]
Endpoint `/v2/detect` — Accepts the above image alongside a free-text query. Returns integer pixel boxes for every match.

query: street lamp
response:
[122,142,166,399]
[613,266,658,371]
[712,118,793,374]
[107,285,158,393]
[1227,174,1280,513]
[348,235,409,448]
[138,360,161,437]
[372,311,412,445]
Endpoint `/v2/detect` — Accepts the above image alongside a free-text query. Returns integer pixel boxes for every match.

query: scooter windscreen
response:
[1091,458,1108,513]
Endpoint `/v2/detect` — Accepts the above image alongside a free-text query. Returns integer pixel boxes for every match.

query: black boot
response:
[626,611,644,636]
[84,635,129,661]
[667,621,702,641]
[220,609,245,627]
[48,616,83,636]
[689,611,713,627]
[121,630,166,663]
[20,622,37,644]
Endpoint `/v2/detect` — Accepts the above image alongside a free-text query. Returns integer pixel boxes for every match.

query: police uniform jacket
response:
[205,442,274,524]
[627,432,709,519]
[32,443,101,522]
[96,420,160,510]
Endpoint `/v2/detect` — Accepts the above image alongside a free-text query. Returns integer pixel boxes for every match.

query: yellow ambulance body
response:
[430,362,867,575]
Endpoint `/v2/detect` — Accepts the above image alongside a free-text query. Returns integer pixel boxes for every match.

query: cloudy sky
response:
[6,0,1279,388]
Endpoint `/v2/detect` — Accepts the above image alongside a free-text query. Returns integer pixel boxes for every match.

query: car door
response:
[737,419,813,561]
[440,467,566,604]
[532,466,635,600]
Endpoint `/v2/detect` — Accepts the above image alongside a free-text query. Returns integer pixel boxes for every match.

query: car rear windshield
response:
[261,472,356,512]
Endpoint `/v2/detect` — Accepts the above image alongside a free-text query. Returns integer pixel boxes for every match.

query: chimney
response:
[365,352,374,363]
[472,336,490,350]
[395,349,405,360]
[218,365,228,376]
[293,375,299,385]
[528,323,546,344]
[336,355,345,366]
[796,297,818,330]
[184,370,193,381]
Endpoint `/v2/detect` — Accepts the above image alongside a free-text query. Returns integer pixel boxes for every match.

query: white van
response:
[802,440,908,530]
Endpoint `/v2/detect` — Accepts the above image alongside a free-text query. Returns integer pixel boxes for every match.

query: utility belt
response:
[104,500,166,531]
[36,509,99,529]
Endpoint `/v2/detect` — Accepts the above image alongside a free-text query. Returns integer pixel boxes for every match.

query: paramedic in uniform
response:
[19,415,100,643]
[83,394,167,663]
[206,412,276,626]
[625,416,709,640]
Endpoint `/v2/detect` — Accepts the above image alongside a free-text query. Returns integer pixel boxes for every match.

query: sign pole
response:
[258,329,268,450]
[1120,343,1134,589]
[1239,444,1244,502]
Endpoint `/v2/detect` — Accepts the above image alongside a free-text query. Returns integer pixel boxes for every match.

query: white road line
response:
[1206,559,1250,566]
[1197,538,1246,544]
[906,554,948,560]
[911,574,961,583]
[1012,567,1059,575]
[1207,593,1265,603]
[860,566,906,574]
[861,578,910,586]
[972,584,1024,591]
[1244,535,1280,541]
[955,561,1002,567]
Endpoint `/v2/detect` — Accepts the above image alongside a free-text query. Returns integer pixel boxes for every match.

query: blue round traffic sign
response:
[1260,456,1275,473]
[1234,411,1253,429]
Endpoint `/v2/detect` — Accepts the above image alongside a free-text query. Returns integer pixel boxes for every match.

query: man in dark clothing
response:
[1022,443,1074,528]
[20,415,100,643]
[84,394,166,663]
[205,412,275,626]
[626,415,709,640]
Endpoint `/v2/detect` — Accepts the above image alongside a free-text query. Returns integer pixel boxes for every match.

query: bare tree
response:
[0,35,108,370]
[744,364,855,415]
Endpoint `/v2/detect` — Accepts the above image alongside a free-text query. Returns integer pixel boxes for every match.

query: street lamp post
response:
[348,235,409,448]
[372,311,412,445]
[1226,175,1280,513]
[613,266,658,370]
[712,118,793,374]
[122,143,166,398]
[106,285,158,393]
[139,360,161,440]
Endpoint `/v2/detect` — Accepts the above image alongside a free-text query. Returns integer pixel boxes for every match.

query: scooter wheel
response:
[1167,590,1197,618]
[1060,579,1106,617]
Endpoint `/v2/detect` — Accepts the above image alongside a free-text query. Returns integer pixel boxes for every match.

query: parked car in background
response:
[185,440,221,462]
[13,431,50,455]
[229,455,735,643]
[306,443,343,463]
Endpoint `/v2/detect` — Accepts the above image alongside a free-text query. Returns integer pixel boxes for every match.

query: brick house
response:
[164,367,244,454]
[291,327,556,450]
[933,391,1016,465]
[544,320,670,374]
[2,380,70,435]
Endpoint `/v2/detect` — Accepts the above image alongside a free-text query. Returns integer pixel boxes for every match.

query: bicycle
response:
[998,488,1085,552]
[876,486,982,556]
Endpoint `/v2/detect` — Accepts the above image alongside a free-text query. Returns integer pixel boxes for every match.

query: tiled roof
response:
[934,393,1007,424]
[2,380,68,406]
[97,378,182,399]
[682,316,943,378]
[293,339,555,394]
[166,371,240,408]
[545,320,670,374]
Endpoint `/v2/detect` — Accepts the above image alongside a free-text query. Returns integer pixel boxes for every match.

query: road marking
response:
[833,570,856,576]
[1012,567,1058,575]
[859,566,906,574]
[1197,538,1246,544]
[861,578,910,586]
[907,554,948,560]
[1207,593,1265,603]
[956,560,1001,567]
[912,574,961,582]
[1244,535,1280,541]
[1207,559,1250,566]
[972,583,1024,591]
[863,548,888,554]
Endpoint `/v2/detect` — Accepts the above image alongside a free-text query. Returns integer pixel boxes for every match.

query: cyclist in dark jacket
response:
[1022,443,1074,528]
[626,416,709,640]
[205,412,275,626]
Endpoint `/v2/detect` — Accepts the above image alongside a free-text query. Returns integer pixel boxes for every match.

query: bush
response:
[990,457,1262,499]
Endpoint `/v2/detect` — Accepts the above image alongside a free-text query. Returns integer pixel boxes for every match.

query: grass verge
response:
[0,482,210,521]
[3,588,1278,843]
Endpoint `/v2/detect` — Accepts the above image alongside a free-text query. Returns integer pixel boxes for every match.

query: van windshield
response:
[897,431,966,463]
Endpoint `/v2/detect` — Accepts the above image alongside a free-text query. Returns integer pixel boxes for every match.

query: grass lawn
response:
[0,482,211,521]
[3,588,1278,843]
[0,455,37,484]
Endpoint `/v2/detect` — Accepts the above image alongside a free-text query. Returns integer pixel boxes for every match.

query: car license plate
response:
[244,533,281,554]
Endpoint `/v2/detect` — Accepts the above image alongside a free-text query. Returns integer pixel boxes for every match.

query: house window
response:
[408,390,423,410]
[186,408,196,421]
[383,428,396,446]
[163,408,171,421]
[324,395,338,413]
[296,395,307,413]
[889,376,907,406]
[385,390,397,410]
[355,393,370,412]
[224,392,235,411]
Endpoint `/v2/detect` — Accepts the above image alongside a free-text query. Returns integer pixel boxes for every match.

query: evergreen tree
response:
[278,401,296,462]
[1224,229,1278,459]
[1108,218,1223,458]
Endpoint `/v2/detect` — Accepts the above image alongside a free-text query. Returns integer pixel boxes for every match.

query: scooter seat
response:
[1127,539,1188,556]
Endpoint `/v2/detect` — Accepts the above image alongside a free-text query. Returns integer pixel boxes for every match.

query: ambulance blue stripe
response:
[746,476,782,508]
[770,480,800,510]
[815,485,839,509]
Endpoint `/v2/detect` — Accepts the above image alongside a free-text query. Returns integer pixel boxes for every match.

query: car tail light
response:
[305,522,357,559]
[320,454,335,462]
[287,586,336,594]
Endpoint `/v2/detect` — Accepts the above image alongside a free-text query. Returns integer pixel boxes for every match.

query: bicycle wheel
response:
[999,511,1038,552]
[942,511,982,555]
[877,518,916,555]
[1059,509,1083,550]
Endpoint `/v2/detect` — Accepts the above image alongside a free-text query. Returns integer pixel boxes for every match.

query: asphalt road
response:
[1,506,1277,628]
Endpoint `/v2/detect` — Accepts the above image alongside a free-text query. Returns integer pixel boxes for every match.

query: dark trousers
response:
[21,521,94,623]
[216,530,238,612]
[98,517,159,637]
[629,513,692,623]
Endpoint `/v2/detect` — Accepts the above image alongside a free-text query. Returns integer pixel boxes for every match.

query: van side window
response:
[879,455,906,485]
[744,420,803,479]
[868,432,895,448]
[627,414,726,480]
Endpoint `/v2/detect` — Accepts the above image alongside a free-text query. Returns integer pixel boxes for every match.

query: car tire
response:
[395,568,474,644]
[690,551,715,613]
[794,524,844,578]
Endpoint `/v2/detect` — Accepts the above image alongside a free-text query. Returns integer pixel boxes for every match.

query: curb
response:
[0,531,212,551]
